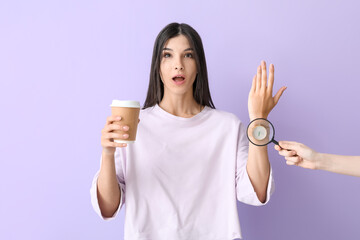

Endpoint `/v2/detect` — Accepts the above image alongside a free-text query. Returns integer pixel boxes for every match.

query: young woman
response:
[91,23,286,239]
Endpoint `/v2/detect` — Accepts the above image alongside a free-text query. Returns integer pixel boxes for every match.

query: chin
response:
[165,85,193,96]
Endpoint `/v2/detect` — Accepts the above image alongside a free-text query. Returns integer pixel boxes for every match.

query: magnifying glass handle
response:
[272,139,286,150]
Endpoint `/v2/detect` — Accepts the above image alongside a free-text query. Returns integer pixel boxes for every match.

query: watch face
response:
[253,125,267,140]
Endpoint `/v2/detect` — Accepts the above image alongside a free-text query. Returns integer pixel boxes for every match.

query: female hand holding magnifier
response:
[274,141,360,177]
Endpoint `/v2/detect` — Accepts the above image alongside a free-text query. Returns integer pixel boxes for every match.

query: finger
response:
[102,124,120,133]
[103,132,129,140]
[251,74,257,92]
[106,115,122,125]
[103,124,129,133]
[256,65,261,90]
[278,149,297,157]
[267,64,274,94]
[286,160,296,166]
[261,60,267,90]
[273,86,287,105]
[107,142,128,148]
[274,145,281,151]
[278,141,301,152]
[285,156,302,163]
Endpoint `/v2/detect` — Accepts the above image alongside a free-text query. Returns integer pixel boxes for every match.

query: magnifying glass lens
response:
[247,118,276,146]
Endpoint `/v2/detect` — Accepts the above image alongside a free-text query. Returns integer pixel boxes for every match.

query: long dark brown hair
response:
[143,23,215,109]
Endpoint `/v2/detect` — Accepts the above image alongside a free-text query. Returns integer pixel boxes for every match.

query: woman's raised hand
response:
[101,116,130,155]
[248,61,287,121]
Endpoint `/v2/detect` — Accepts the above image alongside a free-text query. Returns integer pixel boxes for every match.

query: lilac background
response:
[1,0,360,239]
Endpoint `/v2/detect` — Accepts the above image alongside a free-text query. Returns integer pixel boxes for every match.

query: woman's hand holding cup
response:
[101,100,141,156]
[101,116,130,155]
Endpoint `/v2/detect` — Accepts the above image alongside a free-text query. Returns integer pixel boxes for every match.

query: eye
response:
[185,53,193,58]
[163,52,171,58]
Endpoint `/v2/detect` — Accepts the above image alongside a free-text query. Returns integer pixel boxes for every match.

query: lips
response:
[172,75,186,86]
[172,74,185,82]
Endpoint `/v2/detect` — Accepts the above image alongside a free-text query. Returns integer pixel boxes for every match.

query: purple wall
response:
[1,0,359,239]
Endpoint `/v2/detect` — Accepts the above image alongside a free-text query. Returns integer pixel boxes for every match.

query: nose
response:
[174,58,184,70]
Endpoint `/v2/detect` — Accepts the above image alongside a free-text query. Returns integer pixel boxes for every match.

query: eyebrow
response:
[163,47,194,52]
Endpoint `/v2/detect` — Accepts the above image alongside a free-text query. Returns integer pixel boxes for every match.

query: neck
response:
[159,91,203,118]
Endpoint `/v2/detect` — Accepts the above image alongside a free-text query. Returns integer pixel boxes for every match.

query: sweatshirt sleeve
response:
[90,148,126,220]
[235,121,275,206]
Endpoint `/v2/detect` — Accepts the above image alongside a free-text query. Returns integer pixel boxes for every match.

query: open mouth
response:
[172,76,185,82]
[172,75,186,85]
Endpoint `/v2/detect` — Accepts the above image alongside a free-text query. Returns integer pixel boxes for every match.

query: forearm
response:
[247,144,271,203]
[97,150,121,217]
[317,153,360,177]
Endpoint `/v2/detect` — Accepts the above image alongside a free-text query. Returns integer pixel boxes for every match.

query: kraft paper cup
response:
[110,100,140,143]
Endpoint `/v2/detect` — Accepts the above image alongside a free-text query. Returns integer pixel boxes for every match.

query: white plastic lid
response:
[110,100,140,108]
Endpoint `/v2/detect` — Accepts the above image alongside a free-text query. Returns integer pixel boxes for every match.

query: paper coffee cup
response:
[110,100,140,143]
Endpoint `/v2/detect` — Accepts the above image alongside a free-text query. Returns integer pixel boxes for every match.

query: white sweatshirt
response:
[91,104,274,240]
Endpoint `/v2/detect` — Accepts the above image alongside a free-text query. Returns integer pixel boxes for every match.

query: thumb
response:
[278,141,301,152]
[274,86,287,105]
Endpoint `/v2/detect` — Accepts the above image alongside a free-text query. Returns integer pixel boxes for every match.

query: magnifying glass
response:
[246,118,280,146]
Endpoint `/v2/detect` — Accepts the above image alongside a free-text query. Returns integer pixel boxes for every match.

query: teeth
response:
[173,77,184,80]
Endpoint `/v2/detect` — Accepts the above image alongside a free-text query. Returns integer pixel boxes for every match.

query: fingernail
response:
[123,126,129,131]
[123,134,129,138]
[116,116,121,120]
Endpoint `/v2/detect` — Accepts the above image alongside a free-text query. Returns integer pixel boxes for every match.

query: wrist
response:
[102,149,115,159]
[316,153,333,171]
[314,152,326,171]
[249,114,268,121]
[100,150,116,172]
